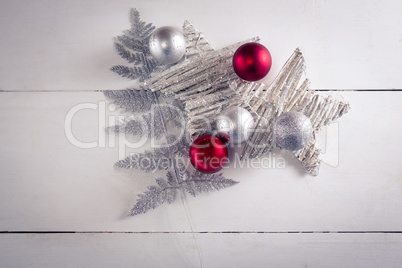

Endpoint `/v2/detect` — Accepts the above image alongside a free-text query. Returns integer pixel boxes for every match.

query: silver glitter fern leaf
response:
[181,171,239,197]
[130,176,177,216]
[130,167,238,216]
[109,102,184,140]
[104,87,158,114]
[105,8,239,216]
[115,135,189,172]
[111,8,166,82]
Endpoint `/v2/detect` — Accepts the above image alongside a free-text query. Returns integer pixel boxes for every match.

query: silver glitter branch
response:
[130,176,178,216]
[111,8,167,82]
[115,135,189,171]
[104,87,158,114]
[106,9,239,216]
[180,170,239,198]
[130,164,238,216]
[104,88,183,140]
[109,103,183,140]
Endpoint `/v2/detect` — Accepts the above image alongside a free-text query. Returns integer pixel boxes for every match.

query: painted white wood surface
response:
[1,0,402,266]
[0,91,401,232]
[1,233,402,267]
[0,0,401,91]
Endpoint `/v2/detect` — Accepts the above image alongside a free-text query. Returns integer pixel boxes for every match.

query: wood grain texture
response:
[0,91,400,232]
[0,0,401,91]
[0,1,401,266]
[1,233,402,267]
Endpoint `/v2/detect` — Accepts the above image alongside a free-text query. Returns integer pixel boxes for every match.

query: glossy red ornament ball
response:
[189,135,229,174]
[233,42,272,81]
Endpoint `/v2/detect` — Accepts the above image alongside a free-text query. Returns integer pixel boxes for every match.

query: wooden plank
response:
[0,0,401,91]
[0,91,401,232]
[1,233,402,267]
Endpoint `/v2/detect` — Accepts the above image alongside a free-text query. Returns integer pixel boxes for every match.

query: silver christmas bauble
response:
[215,106,254,145]
[148,26,186,65]
[273,111,313,151]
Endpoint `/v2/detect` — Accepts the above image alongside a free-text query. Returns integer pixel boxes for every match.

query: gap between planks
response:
[0,89,401,93]
[1,231,402,234]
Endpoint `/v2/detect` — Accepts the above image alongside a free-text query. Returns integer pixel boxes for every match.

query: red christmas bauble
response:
[189,135,229,173]
[233,43,272,81]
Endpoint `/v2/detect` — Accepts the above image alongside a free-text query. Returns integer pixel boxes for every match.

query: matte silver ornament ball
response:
[215,106,255,145]
[273,111,313,151]
[148,26,186,65]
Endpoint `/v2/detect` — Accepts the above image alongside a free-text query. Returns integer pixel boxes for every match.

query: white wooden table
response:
[1,0,402,267]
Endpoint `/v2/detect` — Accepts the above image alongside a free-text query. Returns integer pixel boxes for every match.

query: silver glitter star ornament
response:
[146,22,351,175]
[233,49,350,175]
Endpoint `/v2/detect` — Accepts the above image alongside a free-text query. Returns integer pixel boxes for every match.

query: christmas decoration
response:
[105,9,238,215]
[189,135,229,173]
[149,26,186,64]
[273,111,313,151]
[233,42,272,81]
[230,49,350,175]
[144,34,259,137]
[147,44,350,175]
[215,106,254,144]
[104,8,351,215]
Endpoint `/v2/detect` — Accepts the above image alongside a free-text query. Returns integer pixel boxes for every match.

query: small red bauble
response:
[232,42,272,81]
[189,135,229,174]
